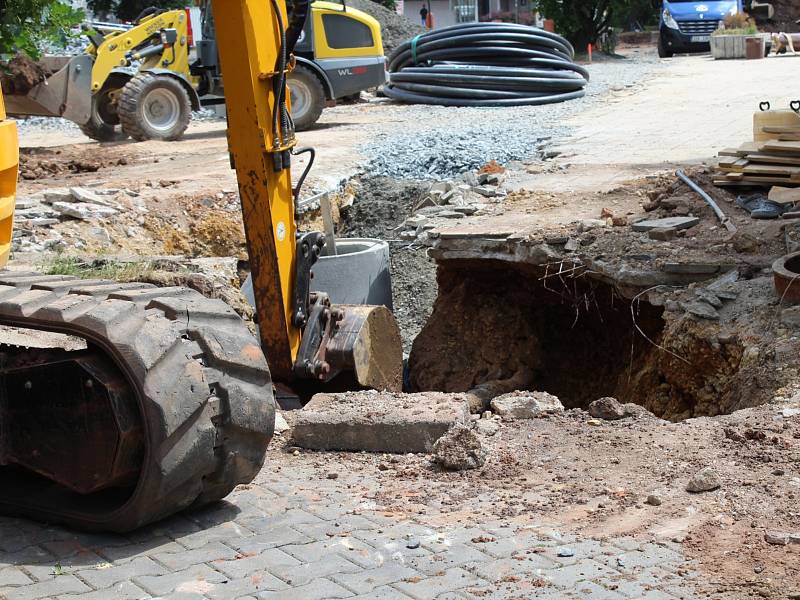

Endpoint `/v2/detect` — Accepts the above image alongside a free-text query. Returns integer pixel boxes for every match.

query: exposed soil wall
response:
[409,260,796,421]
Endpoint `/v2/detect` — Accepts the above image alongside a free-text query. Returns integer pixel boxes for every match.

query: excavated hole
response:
[408,260,746,421]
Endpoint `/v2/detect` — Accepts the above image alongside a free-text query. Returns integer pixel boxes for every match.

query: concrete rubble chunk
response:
[684,301,720,320]
[292,391,470,453]
[490,390,564,419]
[274,412,289,434]
[432,423,486,471]
[473,185,499,198]
[765,531,790,546]
[648,226,677,241]
[42,189,74,204]
[632,216,700,232]
[70,187,120,208]
[686,467,721,493]
[475,418,500,436]
[588,397,626,420]
[52,202,118,220]
[578,219,609,233]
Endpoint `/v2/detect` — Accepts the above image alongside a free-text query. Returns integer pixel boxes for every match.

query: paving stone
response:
[281,537,378,565]
[331,562,420,594]
[392,567,483,600]
[95,537,185,563]
[76,556,168,589]
[464,555,555,582]
[238,508,325,534]
[0,566,33,586]
[293,515,379,540]
[55,580,149,600]
[572,579,627,599]
[151,541,238,571]
[134,563,228,596]
[172,522,255,550]
[350,584,415,599]
[227,527,314,554]
[25,550,106,581]
[0,574,91,600]
[256,578,354,599]
[205,572,290,599]
[542,559,621,589]
[277,554,363,587]
[214,548,300,579]
[292,391,470,453]
[0,544,53,567]
[406,545,490,576]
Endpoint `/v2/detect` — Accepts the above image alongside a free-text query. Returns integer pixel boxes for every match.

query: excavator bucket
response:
[4,55,93,125]
[325,304,403,392]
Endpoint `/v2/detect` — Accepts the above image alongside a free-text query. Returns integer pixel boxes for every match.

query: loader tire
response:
[0,273,273,532]
[118,73,192,141]
[288,65,325,131]
[79,91,127,142]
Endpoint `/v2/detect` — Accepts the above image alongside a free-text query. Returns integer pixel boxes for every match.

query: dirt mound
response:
[344,0,424,54]
[0,53,49,95]
[19,147,130,180]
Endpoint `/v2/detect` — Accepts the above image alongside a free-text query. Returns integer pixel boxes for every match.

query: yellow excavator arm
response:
[210,0,401,388]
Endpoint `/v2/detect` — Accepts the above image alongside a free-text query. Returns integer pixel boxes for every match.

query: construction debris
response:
[291,391,470,453]
[432,424,487,471]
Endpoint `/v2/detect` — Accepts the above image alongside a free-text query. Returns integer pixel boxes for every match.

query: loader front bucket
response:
[4,55,93,125]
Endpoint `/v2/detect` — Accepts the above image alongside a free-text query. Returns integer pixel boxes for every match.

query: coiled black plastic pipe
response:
[385,22,589,107]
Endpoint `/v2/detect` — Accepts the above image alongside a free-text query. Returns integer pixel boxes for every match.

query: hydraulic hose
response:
[385,22,589,107]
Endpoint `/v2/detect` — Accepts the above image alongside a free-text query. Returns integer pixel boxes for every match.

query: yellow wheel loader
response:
[0,0,401,532]
[4,1,385,141]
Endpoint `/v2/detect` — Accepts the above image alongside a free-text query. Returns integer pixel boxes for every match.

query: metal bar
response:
[676,170,737,233]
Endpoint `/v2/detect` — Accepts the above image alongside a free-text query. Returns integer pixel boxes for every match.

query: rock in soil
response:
[588,397,626,420]
[490,390,564,419]
[765,531,790,545]
[432,424,487,471]
[292,391,470,453]
[686,467,722,493]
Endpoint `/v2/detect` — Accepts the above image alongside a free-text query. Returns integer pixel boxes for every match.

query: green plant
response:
[0,0,84,58]
[43,256,161,282]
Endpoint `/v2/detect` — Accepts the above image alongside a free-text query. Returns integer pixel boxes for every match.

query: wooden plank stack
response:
[714,109,800,187]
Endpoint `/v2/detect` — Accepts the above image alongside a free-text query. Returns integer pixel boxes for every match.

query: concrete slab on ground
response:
[291,391,470,453]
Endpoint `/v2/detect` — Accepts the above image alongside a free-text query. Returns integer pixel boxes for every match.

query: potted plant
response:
[710,12,765,59]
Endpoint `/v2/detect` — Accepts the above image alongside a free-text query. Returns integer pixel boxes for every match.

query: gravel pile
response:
[363,125,553,179]
[361,54,661,179]
[344,0,424,54]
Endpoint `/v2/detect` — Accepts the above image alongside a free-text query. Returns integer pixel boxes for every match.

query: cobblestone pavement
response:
[0,456,699,600]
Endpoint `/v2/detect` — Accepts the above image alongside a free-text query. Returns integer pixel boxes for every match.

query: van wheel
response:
[658,38,674,58]
[288,65,325,131]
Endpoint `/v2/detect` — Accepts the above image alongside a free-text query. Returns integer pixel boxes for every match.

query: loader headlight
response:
[662,9,679,30]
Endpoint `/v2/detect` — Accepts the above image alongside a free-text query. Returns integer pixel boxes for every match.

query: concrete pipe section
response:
[242,237,393,311]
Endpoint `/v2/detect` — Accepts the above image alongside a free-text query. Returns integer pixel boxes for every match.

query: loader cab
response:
[292,1,386,100]
[658,0,743,57]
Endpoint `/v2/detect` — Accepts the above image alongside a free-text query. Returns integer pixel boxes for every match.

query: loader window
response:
[321,13,374,49]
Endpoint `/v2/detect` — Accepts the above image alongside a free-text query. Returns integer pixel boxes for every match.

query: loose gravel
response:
[362,54,663,179]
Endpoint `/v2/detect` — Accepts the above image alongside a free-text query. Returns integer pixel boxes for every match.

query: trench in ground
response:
[407,260,746,421]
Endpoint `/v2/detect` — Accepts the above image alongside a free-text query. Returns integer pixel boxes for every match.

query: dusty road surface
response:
[3,47,800,600]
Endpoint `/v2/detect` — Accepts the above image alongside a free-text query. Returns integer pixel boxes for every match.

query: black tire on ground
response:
[288,65,326,131]
[78,88,128,142]
[658,37,674,58]
[118,73,192,141]
[0,273,274,532]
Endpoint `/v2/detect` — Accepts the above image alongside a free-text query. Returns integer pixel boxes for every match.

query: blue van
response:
[659,0,743,57]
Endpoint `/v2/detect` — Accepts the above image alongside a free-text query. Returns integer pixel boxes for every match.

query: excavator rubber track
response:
[0,272,274,532]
